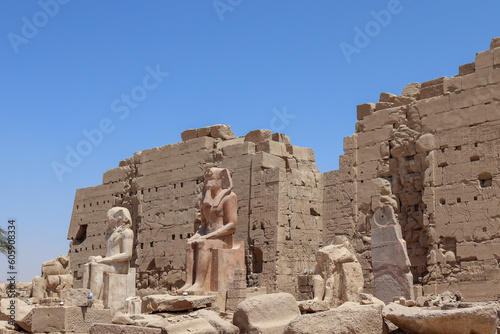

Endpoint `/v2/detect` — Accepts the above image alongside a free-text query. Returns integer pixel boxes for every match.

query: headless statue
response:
[82,207,133,299]
[178,167,237,294]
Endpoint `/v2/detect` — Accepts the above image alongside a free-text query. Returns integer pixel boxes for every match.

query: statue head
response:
[202,167,233,207]
[107,207,132,229]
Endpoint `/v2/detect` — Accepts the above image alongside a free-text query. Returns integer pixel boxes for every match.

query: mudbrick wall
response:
[67,125,323,295]
[324,36,500,301]
[68,37,500,301]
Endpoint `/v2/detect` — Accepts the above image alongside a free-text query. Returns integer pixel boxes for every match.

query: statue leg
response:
[89,263,114,299]
[186,243,212,293]
[312,275,325,301]
[82,263,90,289]
[178,244,195,292]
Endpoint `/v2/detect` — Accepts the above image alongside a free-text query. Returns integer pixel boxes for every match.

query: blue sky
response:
[1,0,499,281]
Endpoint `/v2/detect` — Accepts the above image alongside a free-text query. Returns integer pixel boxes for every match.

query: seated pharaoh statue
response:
[82,207,134,300]
[178,167,244,294]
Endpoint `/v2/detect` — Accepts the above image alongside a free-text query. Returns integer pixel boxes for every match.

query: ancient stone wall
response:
[325,37,500,300]
[69,37,500,301]
[67,125,322,295]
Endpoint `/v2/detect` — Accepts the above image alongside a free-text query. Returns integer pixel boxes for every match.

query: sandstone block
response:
[31,306,112,333]
[233,292,300,334]
[181,128,198,141]
[244,129,272,143]
[142,295,217,312]
[443,76,462,93]
[449,89,473,109]
[379,92,397,103]
[271,132,291,144]
[458,62,475,76]
[91,323,161,334]
[401,82,421,98]
[475,50,494,69]
[383,303,497,334]
[210,124,235,140]
[216,137,245,149]
[357,103,375,121]
[375,101,393,110]
[256,140,288,157]
[420,77,446,99]
[490,36,500,49]
[197,309,239,334]
[284,304,384,334]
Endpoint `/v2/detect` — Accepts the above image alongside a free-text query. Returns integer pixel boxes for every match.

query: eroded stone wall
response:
[325,37,500,300]
[67,125,322,295]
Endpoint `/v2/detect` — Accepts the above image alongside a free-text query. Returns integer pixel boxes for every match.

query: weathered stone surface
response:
[297,299,328,313]
[371,206,414,303]
[284,303,384,334]
[197,309,239,334]
[142,295,217,312]
[0,298,34,332]
[383,303,497,334]
[233,293,300,334]
[91,323,162,334]
[31,306,112,333]
[64,288,92,307]
[144,314,218,334]
[244,129,272,143]
[32,255,73,302]
[309,237,364,307]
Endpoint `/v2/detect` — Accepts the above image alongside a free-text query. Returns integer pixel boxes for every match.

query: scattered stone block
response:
[297,300,329,313]
[142,295,217,313]
[383,303,497,334]
[233,293,300,334]
[65,288,92,307]
[31,306,112,333]
[284,304,384,334]
[197,309,239,334]
[91,323,162,334]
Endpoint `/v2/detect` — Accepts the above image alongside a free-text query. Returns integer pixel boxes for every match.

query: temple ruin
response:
[68,37,500,302]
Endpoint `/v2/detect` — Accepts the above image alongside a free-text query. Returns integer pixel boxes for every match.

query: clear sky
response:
[1,0,499,282]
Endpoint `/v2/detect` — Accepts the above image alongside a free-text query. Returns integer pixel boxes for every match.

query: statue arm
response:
[204,193,237,240]
[98,229,133,263]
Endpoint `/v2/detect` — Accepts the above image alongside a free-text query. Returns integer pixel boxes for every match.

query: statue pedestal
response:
[103,268,136,313]
[210,241,246,292]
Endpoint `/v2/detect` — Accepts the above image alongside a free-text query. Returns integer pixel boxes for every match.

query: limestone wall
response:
[325,37,500,300]
[67,125,322,295]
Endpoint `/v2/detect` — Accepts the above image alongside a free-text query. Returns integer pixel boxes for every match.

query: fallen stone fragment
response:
[383,303,497,334]
[91,323,162,334]
[297,300,329,313]
[142,294,217,312]
[196,309,239,334]
[233,292,300,334]
[284,303,384,334]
